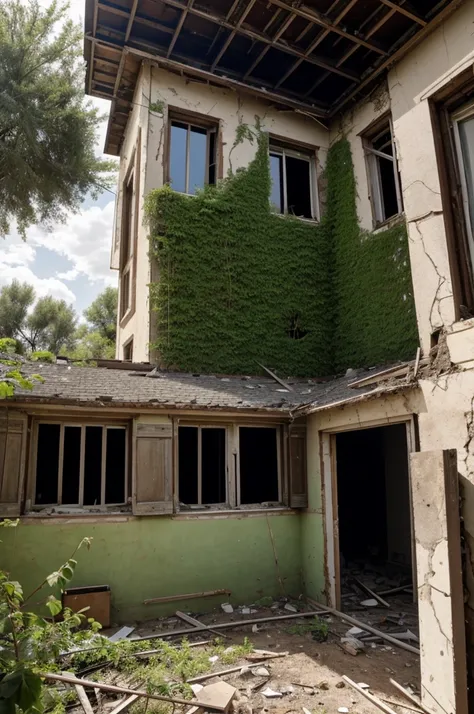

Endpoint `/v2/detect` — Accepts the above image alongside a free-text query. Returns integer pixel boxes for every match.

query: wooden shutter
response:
[132,422,173,515]
[288,423,307,508]
[0,414,27,516]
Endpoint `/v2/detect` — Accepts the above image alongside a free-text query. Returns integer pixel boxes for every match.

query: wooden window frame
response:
[29,420,129,512]
[178,424,229,508]
[123,336,134,361]
[269,138,320,221]
[362,115,403,227]
[165,108,221,193]
[119,132,141,328]
[176,421,283,511]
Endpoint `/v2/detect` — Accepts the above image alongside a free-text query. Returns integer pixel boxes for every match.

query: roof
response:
[9,361,416,413]
[83,0,462,154]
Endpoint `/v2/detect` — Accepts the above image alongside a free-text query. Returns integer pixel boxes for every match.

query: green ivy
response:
[146,131,418,377]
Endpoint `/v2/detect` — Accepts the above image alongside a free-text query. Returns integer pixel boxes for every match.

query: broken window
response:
[178,426,226,506]
[169,116,218,195]
[120,169,134,319]
[123,338,133,361]
[34,423,127,508]
[270,141,318,220]
[363,117,403,225]
[452,103,474,280]
[239,427,279,504]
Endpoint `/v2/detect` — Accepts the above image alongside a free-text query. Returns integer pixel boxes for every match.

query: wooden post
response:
[410,450,468,714]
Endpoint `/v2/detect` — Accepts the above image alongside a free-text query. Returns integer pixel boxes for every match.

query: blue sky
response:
[0,0,117,318]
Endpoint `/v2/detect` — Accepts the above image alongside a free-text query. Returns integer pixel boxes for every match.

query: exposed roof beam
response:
[125,0,139,41]
[88,0,99,94]
[274,0,363,89]
[211,0,258,71]
[378,0,426,25]
[97,3,175,35]
[167,0,194,58]
[206,0,241,56]
[147,0,359,80]
[267,0,386,55]
[243,10,296,79]
[331,0,464,114]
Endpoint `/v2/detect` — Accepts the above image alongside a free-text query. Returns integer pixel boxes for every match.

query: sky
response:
[1,0,117,317]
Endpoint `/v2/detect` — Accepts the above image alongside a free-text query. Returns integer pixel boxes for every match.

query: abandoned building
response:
[2,0,474,712]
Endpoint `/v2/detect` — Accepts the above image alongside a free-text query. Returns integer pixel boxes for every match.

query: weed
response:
[209,636,253,664]
[286,617,328,642]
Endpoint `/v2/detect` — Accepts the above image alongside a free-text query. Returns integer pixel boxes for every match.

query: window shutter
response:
[0,414,27,517]
[132,422,173,515]
[288,423,307,509]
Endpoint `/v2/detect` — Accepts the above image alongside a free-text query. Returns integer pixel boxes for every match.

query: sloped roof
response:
[9,361,415,413]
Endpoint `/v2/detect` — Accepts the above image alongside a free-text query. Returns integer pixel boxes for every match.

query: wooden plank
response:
[144,589,231,605]
[74,685,95,714]
[257,362,294,392]
[353,577,391,608]
[109,695,139,714]
[109,626,135,642]
[187,654,288,683]
[42,673,228,711]
[176,611,227,639]
[343,677,398,714]
[389,680,431,714]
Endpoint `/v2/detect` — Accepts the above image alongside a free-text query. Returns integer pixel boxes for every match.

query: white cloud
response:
[0,263,77,304]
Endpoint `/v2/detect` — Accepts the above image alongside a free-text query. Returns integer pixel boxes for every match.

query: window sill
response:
[173,507,297,520]
[272,212,319,224]
[372,213,406,234]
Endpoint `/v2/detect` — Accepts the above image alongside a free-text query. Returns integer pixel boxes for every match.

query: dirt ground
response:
[100,598,421,714]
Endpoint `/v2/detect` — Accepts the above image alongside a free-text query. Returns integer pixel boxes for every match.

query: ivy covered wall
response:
[146,132,418,377]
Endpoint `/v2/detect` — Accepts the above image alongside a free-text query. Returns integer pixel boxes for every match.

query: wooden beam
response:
[167,0,194,58]
[211,0,259,71]
[97,3,175,35]
[125,0,139,42]
[378,0,426,25]
[243,11,296,80]
[206,0,241,57]
[88,0,99,95]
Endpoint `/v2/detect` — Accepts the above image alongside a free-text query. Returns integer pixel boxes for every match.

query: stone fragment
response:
[284,603,298,613]
[338,708,349,713]
[360,599,378,607]
[221,603,234,614]
[335,682,345,689]
[262,688,282,698]
[318,681,329,690]
[252,667,270,677]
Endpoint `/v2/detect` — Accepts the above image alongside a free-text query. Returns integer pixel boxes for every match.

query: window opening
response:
[453,103,474,278]
[239,427,279,504]
[34,423,127,508]
[120,170,134,319]
[363,118,403,225]
[178,426,226,506]
[123,339,133,361]
[120,269,130,318]
[270,142,317,220]
[288,312,308,340]
[170,119,217,195]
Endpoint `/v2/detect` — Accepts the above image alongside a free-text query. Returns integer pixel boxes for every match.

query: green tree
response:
[83,286,118,341]
[0,0,116,237]
[64,324,115,361]
[0,282,77,354]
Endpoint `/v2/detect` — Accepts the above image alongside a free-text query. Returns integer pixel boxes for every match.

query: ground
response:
[66,595,421,714]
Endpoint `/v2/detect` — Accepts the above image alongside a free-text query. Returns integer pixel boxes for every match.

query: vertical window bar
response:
[101,426,107,506]
[79,425,86,506]
[282,150,288,214]
[185,124,190,194]
[197,426,202,505]
[205,130,210,185]
[276,426,282,502]
[389,116,403,215]
[57,424,65,505]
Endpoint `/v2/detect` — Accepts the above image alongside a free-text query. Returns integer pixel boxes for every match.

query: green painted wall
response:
[0,513,303,623]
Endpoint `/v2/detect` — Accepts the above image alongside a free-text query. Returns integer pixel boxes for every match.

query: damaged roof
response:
[83,0,461,154]
[10,361,416,413]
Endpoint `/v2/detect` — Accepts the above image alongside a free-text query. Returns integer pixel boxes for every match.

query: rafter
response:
[207,0,242,56]
[211,0,258,71]
[378,0,426,25]
[243,10,296,80]
[273,0,363,89]
[88,0,99,95]
[97,3,175,35]
[167,0,194,58]
[125,0,139,41]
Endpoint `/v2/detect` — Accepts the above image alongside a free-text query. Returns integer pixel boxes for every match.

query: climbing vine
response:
[145,129,418,377]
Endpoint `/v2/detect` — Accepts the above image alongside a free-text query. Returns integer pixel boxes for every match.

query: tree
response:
[0,282,76,353]
[63,324,115,361]
[84,287,118,341]
[0,0,116,237]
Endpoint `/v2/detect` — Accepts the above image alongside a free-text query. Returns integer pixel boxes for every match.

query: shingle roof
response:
[8,362,415,413]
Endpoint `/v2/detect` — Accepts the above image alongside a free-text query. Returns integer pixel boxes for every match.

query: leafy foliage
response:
[146,131,418,376]
[0,530,100,714]
[83,287,118,342]
[0,0,116,236]
[0,338,22,355]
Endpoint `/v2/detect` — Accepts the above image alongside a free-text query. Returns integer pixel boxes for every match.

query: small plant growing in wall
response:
[0,529,101,714]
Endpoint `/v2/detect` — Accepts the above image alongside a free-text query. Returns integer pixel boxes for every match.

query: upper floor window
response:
[169,114,218,195]
[363,117,403,226]
[270,140,318,220]
[452,103,474,273]
[120,166,135,319]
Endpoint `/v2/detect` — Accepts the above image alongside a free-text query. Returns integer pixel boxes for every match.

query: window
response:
[123,338,133,361]
[169,116,217,195]
[363,117,403,225]
[452,103,474,278]
[34,423,127,508]
[270,141,318,220]
[120,169,134,319]
[239,427,279,504]
[178,426,226,506]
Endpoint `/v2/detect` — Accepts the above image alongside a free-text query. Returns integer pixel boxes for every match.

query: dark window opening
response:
[121,173,134,269]
[288,312,308,340]
[239,427,279,504]
[364,119,402,225]
[335,424,413,599]
[123,339,133,361]
[270,143,316,220]
[62,426,81,504]
[35,424,60,504]
[178,426,226,505]
[84,426,102,506]
[120,268,130,319]
[34,424,127,508]
[169,118,217,195]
